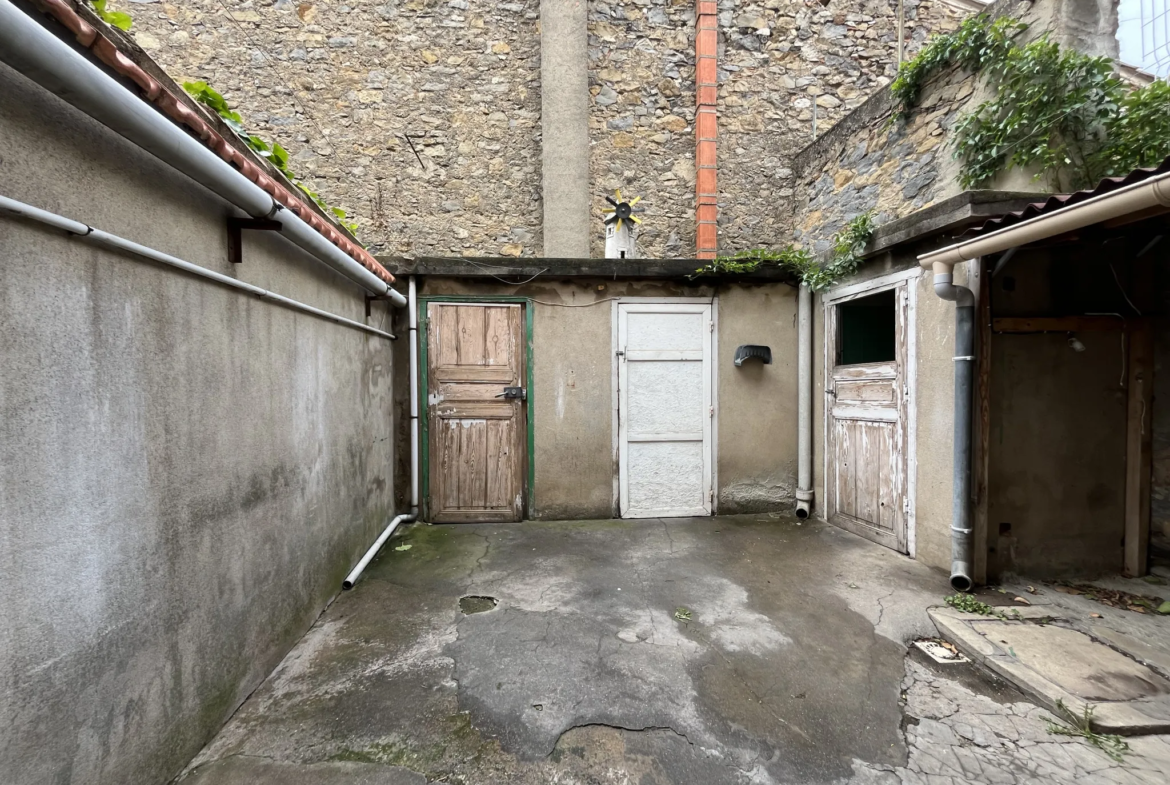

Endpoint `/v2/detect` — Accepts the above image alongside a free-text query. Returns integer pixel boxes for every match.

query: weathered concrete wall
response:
[412,277,797,517]
[0,65,396,784]
[986,251,1129,578]
[716,284,801,511]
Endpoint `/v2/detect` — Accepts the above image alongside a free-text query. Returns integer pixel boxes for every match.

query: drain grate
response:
[460,595,499,614]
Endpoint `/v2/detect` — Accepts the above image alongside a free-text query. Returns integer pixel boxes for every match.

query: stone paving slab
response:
[930,606,1170,735]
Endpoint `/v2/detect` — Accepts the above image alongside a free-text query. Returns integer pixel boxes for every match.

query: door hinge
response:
[709,406,714,418]
[903,498,910,514]
[709,320,714,333]
[709,489,714,503]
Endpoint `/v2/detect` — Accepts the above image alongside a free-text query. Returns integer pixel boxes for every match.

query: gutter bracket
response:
[365,293,397,318]
[227,217,283,265]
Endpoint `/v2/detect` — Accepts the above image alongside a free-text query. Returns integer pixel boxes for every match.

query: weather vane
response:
[602,189,645,259]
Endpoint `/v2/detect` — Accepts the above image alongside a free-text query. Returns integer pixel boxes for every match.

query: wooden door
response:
[427,303,526,522]
[826,284,909,552]
[617,302,714,518]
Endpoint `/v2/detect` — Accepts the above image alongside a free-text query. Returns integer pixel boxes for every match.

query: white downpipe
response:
[795,283,814,519]
[0,195,396,340]
[0,1,405,306]
[343,276,420,590]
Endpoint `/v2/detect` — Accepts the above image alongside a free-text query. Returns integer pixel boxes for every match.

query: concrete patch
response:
[182,757,425,785]
[931,606,1170,735]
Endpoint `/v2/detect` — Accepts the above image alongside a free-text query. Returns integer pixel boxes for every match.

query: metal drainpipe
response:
[343,276,420,590]
[932,262,976,592]
[796,283,814,518]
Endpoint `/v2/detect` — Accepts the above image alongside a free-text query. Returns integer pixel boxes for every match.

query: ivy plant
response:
[952,37,1123,190]
[91,0,133,31]
[896,15,1170,191]
[889,14,1025,121]
[182,81,360,236]
[696,213,875,293]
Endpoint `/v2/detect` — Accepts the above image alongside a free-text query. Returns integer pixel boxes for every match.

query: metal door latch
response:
[495,387,527,400]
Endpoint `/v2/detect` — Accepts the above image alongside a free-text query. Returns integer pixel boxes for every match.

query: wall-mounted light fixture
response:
[734,345,772,367]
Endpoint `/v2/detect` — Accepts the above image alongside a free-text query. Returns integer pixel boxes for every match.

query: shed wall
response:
[412,277,798,518]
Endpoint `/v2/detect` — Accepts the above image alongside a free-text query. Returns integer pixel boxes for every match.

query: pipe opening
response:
[950,574,974,593]
[795,506,810,520]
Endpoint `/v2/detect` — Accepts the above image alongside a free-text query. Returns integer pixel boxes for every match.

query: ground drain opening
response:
[460,595,498,614]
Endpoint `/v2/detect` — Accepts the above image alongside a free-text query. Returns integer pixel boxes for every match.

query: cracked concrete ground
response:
[174,515,1170,785]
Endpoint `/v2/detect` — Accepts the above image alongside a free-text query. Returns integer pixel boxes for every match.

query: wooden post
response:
[1124,319,1154,577]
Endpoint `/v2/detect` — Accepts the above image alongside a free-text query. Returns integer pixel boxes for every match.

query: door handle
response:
[495,387,527,401]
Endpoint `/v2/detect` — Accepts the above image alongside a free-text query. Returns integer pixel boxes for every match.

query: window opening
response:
[838,289,896,365]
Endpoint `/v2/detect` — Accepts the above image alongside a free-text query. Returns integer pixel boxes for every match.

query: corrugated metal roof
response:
[966,156,1170,237]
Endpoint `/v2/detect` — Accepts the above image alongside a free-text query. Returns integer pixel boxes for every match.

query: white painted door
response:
[617,302,714,518]
[825,282,910,552]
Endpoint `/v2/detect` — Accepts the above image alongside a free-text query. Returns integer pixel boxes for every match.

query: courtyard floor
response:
[176,515,1170,785]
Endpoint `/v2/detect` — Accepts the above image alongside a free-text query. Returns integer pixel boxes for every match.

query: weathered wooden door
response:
[825,283,909,552]
[427,303,526,522]
[617,302,714,518]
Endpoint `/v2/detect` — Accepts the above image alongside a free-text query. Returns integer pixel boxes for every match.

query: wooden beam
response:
[992,316,1127,333]
[1124,319,1154,577]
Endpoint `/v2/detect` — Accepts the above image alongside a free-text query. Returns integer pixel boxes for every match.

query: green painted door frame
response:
[418,296,536,521]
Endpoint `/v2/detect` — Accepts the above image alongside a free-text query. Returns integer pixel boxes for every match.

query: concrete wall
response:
[0,64,396,784]
[986,250,1133,578]
[412,276,798,518]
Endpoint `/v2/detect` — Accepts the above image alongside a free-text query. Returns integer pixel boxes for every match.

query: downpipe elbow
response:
[795,489,813,520]
[933,272,974,306]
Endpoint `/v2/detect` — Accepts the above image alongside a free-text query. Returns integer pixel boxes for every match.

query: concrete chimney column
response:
[540,0,591,258]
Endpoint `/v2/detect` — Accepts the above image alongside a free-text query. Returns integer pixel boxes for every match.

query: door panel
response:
[826,287,908,552]
[618,303,713,518]
[427,303,525,522]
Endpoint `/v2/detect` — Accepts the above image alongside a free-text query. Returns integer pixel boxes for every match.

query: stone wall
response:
[130,0,543,259]
[786,0,1103,253]
[790,64,975,252]
[127,0,975,259]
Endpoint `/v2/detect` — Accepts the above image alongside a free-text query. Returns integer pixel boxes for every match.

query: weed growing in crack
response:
[944,593,1022,620]
[1045,699,1130,762]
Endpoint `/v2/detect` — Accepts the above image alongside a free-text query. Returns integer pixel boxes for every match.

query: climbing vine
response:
[889,14,1024,121]
[894,14,1170,191]
[695,213,875,293]
[182,81,360,236]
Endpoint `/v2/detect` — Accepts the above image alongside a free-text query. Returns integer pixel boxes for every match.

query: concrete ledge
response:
[930,606,1170,736]
[379,256,800,283]
[867,191,1046,257]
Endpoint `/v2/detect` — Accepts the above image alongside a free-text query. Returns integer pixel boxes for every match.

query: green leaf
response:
[1157,601,1170,615]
